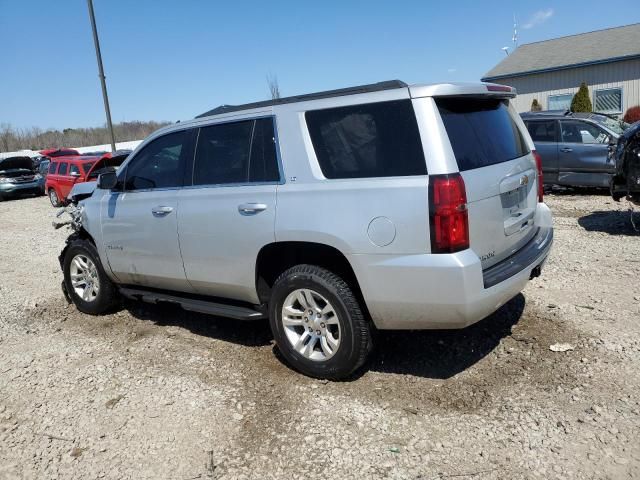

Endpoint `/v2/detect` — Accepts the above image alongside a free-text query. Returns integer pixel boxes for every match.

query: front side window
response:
[560,120,609,144]
[548,93,573,111]
[48,162,57,174]
[124,130,188,191]
[305,100,426,179]
[526,120,557,143]
[57,162,68,175]
[193,117,280,185]
[594,88,622,114]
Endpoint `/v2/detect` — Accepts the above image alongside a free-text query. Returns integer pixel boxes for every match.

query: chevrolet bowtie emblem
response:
[520,175,529,186]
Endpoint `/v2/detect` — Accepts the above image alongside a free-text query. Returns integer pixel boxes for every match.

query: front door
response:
[100,129,195,292]
[558,119,611,186]
[177,117,281,304]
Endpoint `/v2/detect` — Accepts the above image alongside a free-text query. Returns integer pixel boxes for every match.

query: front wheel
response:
[269,265,372,380]
[63,238,119,314]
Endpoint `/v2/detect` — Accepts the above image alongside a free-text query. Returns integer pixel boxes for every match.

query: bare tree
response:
[266,74,281,100]
[0,121,171,153]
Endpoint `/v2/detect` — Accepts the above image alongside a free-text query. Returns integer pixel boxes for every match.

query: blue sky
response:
[1,0,637,130]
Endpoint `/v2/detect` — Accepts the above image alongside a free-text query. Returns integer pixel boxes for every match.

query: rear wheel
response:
[48,188,61,207]
[269,264,371,380]
[63,239,118,314]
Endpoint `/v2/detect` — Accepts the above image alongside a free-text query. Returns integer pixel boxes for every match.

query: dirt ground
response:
[0,191,639,480]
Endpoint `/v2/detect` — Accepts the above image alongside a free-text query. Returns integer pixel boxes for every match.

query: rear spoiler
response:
[410,82,517,99]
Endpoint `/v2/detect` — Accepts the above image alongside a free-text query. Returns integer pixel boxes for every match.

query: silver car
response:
[60,80,553,379]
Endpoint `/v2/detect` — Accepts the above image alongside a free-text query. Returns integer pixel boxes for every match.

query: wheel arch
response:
[254,241,369,316]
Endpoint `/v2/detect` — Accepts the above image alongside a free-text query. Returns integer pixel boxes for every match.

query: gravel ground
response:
[0,192,639,480]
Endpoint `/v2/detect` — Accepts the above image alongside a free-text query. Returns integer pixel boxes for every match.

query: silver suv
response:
[59,80,553,379]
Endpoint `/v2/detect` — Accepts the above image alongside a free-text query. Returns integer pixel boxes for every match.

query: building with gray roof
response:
[482,23,640,116]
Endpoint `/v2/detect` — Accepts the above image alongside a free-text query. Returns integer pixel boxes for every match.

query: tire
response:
[63,238,119,315]
[269,264,372,380]
[48,188,61,207]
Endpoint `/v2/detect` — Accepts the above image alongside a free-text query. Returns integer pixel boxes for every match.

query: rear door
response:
[524,119,559,184]
[177,117,280,304]
[558,119,612,185]
[436,97,538,270]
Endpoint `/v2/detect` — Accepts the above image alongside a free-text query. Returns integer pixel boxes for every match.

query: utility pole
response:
[87,0,116,152]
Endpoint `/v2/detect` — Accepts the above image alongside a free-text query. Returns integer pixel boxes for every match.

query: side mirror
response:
[97,171,118,190]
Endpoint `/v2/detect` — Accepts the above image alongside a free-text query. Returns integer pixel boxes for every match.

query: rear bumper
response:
[349,203,553,330]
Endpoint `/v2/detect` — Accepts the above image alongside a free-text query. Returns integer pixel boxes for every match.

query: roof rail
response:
[196,80,408,118]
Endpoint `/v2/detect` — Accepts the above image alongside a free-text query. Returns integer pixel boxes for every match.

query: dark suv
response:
[521,111,629,188]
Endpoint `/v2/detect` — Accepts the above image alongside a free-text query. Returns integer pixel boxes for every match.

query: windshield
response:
[596,117,630,135]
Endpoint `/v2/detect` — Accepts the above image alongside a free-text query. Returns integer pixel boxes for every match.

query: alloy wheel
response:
[281,288,341,361]
[69,254,100,302]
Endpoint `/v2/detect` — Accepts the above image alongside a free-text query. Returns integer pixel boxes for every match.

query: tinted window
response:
[124,130,187,190]
[193,117,280,185]
[561,120,609,144]
[305,100,426,179]
[437,98,530,171]
[526,120,557,143]
[81,162,94,173]
[58,162,68,175]
[249,118,280,182]
[48,162,57,174]
[69,164,80,175]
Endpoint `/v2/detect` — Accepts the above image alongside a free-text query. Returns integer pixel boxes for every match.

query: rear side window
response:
[193,117,280,185]
[69,164,80,176]
[437,98,530,171]
[58,162,68,175]
[526,120,557,143]
[305,100,426,179]
[48,162,57,174]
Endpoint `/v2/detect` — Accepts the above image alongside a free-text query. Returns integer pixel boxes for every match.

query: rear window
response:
[305,100,426,179]
[437,98,530,171]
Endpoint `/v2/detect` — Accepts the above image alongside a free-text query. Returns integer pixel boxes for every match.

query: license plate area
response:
[501,185,534,236]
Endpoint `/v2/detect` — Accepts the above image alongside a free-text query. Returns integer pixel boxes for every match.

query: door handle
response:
[238,203,267,215]
[560,147,573,153]
[151,206,174,217]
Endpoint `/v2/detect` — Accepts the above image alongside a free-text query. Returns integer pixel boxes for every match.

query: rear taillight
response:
[533,149,544,202]
[429,174,469,253]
